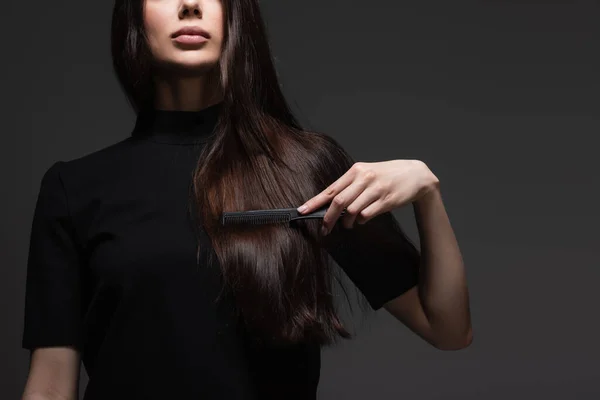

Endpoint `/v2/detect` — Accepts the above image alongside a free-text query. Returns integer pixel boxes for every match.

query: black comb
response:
[221,205,346,226]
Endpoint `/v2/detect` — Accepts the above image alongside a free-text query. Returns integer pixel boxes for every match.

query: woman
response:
[21,0,472,399]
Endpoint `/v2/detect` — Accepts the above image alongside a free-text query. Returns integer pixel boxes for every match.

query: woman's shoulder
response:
[63,136,136,170]
[39,137,137,199]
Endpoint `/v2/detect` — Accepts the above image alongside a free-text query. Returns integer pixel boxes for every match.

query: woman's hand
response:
[297,160,439,235]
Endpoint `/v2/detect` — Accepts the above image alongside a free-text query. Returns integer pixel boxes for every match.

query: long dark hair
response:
[111,0,418,347]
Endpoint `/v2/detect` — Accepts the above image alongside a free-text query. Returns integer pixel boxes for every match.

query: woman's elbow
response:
[432,327,473,351]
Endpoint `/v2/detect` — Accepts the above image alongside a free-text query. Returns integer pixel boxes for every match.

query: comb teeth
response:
[221,209,295,226]
[221,206,346,226]
[222,213,291,226]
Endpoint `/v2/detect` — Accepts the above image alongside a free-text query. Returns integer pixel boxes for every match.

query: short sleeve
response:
[22,161,84,351]
[322,210,420,310]
[309,132,420,310]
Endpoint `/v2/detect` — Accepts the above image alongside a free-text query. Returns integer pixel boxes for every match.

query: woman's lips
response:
[171,27,210,46]
[172,34,208,44]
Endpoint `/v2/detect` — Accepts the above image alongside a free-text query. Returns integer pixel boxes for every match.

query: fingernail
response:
[297,205,308,213]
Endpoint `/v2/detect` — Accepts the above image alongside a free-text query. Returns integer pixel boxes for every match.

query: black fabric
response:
[22,101,419,399]
[323,210,421,310]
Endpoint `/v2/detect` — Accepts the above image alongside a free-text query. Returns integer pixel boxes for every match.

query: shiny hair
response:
[111,0,418,346]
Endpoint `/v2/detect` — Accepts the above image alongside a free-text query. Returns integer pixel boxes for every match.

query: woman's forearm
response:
[414,187,472,347]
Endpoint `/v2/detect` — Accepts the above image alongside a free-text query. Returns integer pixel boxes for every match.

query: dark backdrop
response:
[3,1,599,398]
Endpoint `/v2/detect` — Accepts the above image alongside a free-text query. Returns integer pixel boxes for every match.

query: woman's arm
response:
[383,186,472,350]
[22,161,84,399]
[298,156,472,350]
[22,347,80,400]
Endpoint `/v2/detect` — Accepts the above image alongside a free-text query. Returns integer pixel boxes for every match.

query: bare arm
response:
[22,347,80,400]
[384,186,472,350]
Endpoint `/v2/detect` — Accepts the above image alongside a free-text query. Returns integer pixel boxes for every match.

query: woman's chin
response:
[160,57,220,76]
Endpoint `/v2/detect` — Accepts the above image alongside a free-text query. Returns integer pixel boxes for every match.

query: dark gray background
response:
[3,0,599,398]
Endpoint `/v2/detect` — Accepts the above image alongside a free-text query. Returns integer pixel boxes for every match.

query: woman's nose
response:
[179,0,202,18]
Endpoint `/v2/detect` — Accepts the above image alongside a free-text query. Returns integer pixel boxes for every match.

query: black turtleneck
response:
[132,102,222,145]
[22,102,419,399]
[22,102,322,400]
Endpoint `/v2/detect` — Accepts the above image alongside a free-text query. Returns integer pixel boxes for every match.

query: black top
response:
[22,102,419,399]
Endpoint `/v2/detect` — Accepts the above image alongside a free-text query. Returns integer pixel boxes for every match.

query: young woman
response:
[21,0,472,399]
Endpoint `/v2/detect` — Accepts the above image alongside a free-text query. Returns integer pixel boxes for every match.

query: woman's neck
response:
[152,70,223,111]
